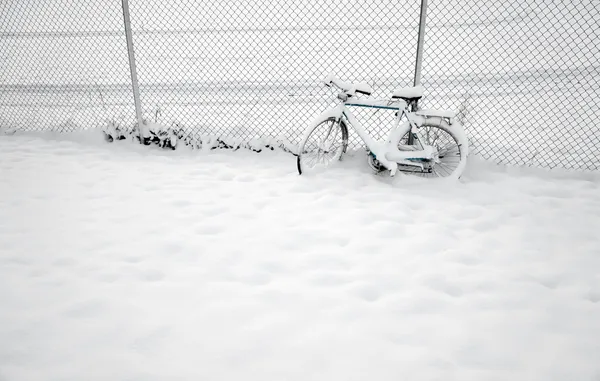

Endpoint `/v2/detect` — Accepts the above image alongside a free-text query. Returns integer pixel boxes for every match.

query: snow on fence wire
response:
[0,0,598,170]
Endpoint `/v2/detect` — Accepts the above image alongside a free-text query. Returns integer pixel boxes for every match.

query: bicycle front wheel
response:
[297,116,348,175]
[396,117,468,179]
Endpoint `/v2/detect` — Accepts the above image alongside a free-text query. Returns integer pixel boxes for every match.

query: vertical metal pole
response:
[408,0,428,145]
[121,0,146,140]
[413,0,428,88]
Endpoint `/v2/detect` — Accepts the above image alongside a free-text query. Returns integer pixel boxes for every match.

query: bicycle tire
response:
[297,116,349,175]
[394,116,469,179]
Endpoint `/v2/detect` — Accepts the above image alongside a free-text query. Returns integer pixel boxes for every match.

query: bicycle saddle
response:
[392,85,424,100]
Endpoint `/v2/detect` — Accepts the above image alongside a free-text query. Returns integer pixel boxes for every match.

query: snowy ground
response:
[1,132,599,381]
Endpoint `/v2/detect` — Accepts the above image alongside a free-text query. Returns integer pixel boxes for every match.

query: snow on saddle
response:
[392,85,423,101]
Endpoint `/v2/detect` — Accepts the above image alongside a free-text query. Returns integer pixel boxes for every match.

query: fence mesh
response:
[419,0,599,170]
[127,0,421,147]
[0,0,136,133]
[0,0,598,170]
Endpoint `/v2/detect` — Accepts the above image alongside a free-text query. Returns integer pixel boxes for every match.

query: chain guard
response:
[366,150,434,174]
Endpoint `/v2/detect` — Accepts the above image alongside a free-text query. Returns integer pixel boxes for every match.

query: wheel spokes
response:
[399,125,462,178]
[299,118,346,171]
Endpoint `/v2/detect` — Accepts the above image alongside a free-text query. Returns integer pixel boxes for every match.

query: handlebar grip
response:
[323,73,335,87]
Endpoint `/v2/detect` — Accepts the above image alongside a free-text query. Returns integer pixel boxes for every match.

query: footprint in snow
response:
[51,257,77,267]
[96,272,120,283]
[194,224,225,236]
[140,269,166,282]
[160,241,183,254]
[586,291,600,303]
[63,299,107,319]
[203,206,229,217]
[2,256,29,266]
[309,272,351,287]
[421,275,464,298]
[349,283,382,302]
[236,174,255,182]
[170,199,193,208]
[124,255,144,264]
[453,205,485,220]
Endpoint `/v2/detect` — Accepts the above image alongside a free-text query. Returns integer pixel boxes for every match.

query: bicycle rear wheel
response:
[297,116,348,175]
[395,117,468,179]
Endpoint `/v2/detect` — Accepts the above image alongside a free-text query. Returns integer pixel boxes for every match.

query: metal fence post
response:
[121,0,146,140]
[413,0,428,88]
[408,0,428,144]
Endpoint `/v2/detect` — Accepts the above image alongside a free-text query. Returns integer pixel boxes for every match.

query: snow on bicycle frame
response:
[323,74,457,124]
[296,75,469,179]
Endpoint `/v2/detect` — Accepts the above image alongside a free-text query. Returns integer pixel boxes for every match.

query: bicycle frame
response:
[299,75,468,178]
[323,96,437,174]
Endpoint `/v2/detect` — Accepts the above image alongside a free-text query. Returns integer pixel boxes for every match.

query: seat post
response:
[407,100,419,145]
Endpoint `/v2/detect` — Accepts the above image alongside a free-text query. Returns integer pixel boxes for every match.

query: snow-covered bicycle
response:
[297,74,469,179]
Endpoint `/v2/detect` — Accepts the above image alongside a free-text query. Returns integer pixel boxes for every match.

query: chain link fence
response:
[0,0,137,134]
[419,0,599,170]
[1,0,598,170]
[126,0,421,148]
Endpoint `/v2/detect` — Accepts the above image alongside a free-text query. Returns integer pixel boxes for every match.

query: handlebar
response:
[323,73,373,96]
[323,73,353,92]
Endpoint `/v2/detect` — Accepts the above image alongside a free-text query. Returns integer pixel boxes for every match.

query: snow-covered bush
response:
[102,119,298,156]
